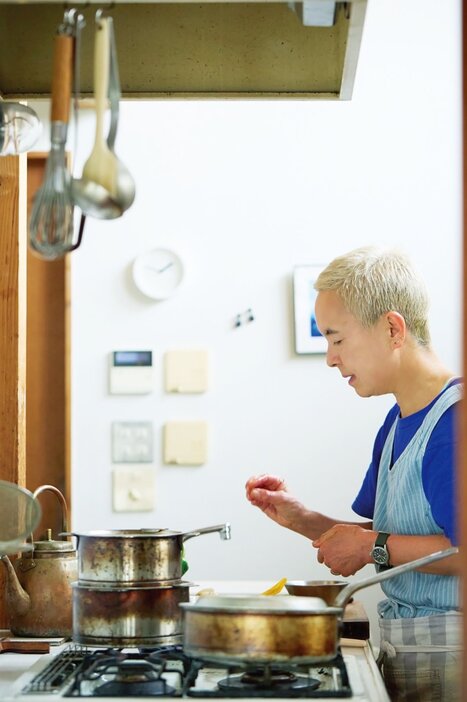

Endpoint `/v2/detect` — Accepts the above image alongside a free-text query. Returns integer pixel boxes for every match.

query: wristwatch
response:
[371,532,391,570]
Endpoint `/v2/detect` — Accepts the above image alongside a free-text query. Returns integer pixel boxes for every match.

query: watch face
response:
[372,546,389,565]
[132,248,184,300]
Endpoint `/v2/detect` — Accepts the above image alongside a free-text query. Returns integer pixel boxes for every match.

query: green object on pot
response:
[181,547,189,575]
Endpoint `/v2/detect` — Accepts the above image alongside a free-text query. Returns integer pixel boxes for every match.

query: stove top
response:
[11,645,353,699]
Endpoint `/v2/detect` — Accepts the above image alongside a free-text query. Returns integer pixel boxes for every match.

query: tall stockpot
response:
[69,523,231,585]
[181,547,458,665]
[72,580,191,646]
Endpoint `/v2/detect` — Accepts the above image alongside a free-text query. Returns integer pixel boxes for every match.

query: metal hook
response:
[233,309,255,328]
[61,7,85,35]
[96,3,116,22]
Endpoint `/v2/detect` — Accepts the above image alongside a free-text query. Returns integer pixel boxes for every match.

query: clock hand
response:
[158,261,174,273]
[145,262,175,274]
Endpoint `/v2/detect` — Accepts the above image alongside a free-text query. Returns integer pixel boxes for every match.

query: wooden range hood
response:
[0,0,366,99]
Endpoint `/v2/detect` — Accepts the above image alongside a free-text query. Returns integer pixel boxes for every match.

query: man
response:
[246,246,462,702]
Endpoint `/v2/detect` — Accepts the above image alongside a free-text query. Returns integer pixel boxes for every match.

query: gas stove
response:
[6,645,358,699]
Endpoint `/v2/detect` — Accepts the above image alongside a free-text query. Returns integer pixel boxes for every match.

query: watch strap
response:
[375,531,390,548]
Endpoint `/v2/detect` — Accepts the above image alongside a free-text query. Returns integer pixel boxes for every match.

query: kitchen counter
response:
[0,580,390,702]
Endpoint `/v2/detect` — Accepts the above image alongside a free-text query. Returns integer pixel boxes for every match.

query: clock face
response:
[132,248,184,300]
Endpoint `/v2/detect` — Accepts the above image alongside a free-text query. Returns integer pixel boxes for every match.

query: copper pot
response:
[181,547,458,664]
[72,580,191,646]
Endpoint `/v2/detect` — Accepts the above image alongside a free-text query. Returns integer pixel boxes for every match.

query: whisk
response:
[29,16,74,260]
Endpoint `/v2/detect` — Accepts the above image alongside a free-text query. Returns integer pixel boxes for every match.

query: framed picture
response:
[293,265,327,354]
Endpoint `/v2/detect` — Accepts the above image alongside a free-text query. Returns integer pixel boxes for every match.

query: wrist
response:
[363,529,378,565]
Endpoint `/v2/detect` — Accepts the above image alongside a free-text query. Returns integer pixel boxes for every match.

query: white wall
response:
[31,0,462,643]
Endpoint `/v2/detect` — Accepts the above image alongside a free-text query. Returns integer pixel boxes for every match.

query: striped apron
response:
[373,383,462,701]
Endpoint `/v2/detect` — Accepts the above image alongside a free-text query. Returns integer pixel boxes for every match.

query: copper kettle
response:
[0,485,77,637]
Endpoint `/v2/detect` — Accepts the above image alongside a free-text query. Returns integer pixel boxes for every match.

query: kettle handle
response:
[22,485,70,559]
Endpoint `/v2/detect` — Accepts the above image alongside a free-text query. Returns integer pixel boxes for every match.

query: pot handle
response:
[59,531,79,546]
[334,546,459,609]
[182,523,231,542]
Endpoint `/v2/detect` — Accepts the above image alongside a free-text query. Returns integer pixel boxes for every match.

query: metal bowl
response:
[285,580,349,605]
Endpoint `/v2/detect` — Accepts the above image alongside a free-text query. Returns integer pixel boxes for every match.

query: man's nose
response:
[326,346,339,368]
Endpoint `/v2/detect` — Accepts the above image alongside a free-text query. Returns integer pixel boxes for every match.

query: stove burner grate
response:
[217,667,320,693]
[20,644,353,699]
[185,656,352,698]
[65,648,184,697]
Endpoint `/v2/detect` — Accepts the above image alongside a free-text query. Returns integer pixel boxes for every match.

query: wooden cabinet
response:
[25,154,71,540]
[0,1,366,100]
[0,154,70,627]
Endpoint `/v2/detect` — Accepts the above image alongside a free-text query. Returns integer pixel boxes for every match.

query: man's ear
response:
[387,311,406,348]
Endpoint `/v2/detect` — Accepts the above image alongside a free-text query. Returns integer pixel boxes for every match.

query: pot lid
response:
[181,594,342,615]
[75,529,183,538]
[33,539,75,553]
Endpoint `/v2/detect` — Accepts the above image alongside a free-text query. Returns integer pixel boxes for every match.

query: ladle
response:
[72,15,134,219]
[0,101,42,155]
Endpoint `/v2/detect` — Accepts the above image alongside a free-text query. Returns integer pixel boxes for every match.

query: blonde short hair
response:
[314,246,431,346]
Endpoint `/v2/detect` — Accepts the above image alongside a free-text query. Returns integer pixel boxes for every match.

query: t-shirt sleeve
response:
[351,406,398,519]
[352,463,377,519]
[422,404,459,545]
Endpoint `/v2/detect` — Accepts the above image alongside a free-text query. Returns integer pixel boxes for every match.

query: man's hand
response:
[245,474,311,534]
[313,524,375,577]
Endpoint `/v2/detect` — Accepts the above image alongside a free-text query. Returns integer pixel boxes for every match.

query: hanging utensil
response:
[0,101,41,156]
[29,13,74,260]
[105,16,135,214]
[72,13,135,219]
[0,480,41,555]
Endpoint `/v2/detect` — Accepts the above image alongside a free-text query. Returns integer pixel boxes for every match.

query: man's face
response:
[314,291,394,398]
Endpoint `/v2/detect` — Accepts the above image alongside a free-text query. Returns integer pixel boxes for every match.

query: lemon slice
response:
[261,577,287,596]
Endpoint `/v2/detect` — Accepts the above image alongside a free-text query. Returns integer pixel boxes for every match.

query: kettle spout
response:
[0,555,30,616]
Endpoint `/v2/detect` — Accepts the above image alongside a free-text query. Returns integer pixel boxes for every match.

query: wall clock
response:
[132,248,184,300]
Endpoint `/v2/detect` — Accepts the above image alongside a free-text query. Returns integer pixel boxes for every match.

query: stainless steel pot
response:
[72,580,191,646]
[285,580,349,605]
[69,523,231,584]
[181,547,458,664]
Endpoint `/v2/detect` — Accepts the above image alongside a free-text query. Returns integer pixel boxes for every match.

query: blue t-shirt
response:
[352,379,461,545]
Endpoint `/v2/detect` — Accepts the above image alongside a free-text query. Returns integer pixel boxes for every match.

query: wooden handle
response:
[0,640,50,654]
[51,33,73,123]
[94,18,110,145]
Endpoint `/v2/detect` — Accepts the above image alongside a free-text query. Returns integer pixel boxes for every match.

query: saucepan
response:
[180,546,458,665]
[67,524,231,584]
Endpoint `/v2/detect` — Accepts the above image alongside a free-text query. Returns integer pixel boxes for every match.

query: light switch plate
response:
[164,421,208,465]
[164,350,209,393]
[112,421,153,463]
[109,351,153,395]
[112,466,155,512]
